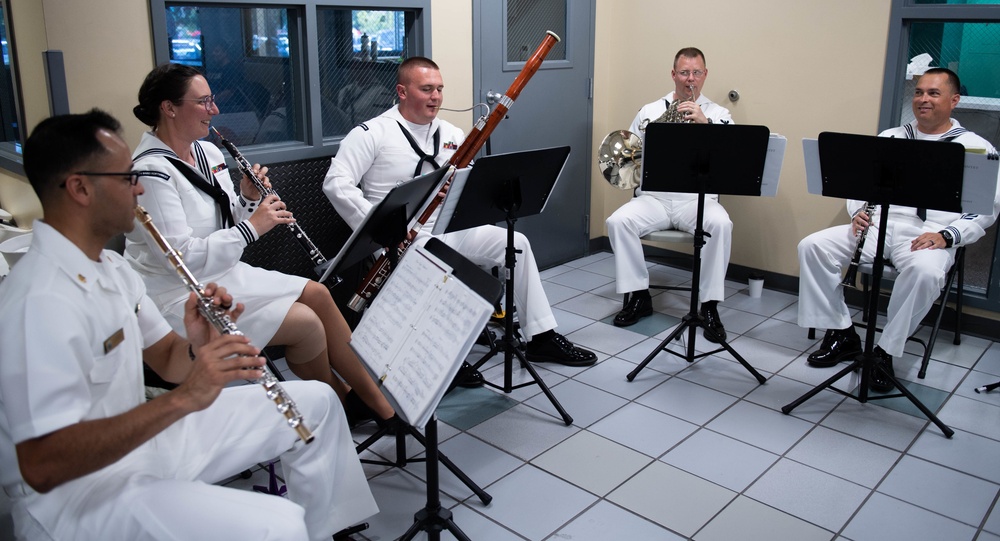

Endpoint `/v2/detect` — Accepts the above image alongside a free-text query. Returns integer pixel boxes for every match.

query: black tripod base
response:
[355,422,493,505]
[781,353,954,438]
[399,506,470,541]
[474,334,574,426]
[627,313,767,385]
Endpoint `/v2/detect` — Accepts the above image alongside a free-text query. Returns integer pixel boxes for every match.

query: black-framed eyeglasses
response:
[59,171,155,188]
[177,95,217,111]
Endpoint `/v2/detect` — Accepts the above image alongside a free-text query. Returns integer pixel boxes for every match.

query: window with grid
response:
[0,0,24,173]
[150,1,429,162]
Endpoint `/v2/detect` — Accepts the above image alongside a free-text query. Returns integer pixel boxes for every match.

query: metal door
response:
[473,0,595,268]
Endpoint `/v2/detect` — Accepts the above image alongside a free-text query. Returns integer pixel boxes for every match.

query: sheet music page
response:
[350,245,493,429]
[382,274,492,428]
[761,134,786,197]
[430,167,472,235]
[351,247,450,380]
[962,152,999,215]
[802,138,823,196]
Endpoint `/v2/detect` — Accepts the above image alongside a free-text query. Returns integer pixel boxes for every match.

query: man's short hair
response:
[922,67,961,95]
[398,56,440,85]
[23,108,122,202]
[674,47,706,68]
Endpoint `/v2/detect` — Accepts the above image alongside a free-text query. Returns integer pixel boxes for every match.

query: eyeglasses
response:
[676,70,706,78]
[178,95,217,111]
[59,171,155,188]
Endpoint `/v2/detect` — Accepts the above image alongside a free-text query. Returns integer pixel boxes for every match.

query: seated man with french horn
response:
[605,47,734,340]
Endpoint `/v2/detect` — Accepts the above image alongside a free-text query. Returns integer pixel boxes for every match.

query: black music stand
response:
[318,165,449,285]
[436,146,574,425]
[396,238,503,541]
[321,168,494,503]
[626,123,769,384]
[781,132,964,438]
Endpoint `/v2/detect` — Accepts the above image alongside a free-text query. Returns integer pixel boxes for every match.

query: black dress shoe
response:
[807,327,862,367]
[343,389,377,428]
[453,361,484,389]
[614,292,653,327]
[869,346,895,393]
[700,303,727,343]
[526,332,597,366]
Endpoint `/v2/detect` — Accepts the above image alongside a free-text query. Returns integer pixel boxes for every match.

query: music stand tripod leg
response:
[626,193,766,384]
[474,215,574,425]
[398,416,473,541]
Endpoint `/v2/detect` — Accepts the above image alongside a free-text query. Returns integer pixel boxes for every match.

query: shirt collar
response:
[30,220,123,292]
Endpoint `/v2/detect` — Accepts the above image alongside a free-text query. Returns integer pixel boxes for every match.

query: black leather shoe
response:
[807,327,862,367]
[526,333,597,366]
[869,346,895,393]
[614,292,653,327]
[700,303,727,343]
[453,361,484,388]
[343,389,377,428]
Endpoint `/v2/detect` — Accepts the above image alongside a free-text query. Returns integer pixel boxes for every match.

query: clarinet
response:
[211,127,329,273]
[841,202,877,289]
[347,30,562,312]
[134,205,315,444]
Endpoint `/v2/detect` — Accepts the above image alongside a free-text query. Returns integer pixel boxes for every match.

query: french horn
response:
[598,86,695,190]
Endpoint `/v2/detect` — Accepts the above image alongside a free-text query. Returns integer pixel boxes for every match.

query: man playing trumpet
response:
[606,47,734,340]
[797,68,1000,392]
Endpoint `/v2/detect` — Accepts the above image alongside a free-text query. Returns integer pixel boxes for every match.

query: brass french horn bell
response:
[597,129,643,191]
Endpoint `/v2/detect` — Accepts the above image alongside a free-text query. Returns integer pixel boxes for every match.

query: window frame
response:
[148,0,431,167]
[880,0,1000,312]
[0,0,26,175]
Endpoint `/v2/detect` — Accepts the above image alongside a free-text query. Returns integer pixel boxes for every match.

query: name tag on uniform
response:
[103,328,125,354]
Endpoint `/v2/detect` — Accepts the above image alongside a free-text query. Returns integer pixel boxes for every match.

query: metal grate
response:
[505,0,566,63]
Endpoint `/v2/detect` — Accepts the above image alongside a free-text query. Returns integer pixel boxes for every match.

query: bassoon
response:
[347,30,561,311]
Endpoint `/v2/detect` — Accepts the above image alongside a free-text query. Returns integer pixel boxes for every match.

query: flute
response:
[134,205,314,444]
[842,202,877,289]
[347,30,562,312]
[211,127,329,274]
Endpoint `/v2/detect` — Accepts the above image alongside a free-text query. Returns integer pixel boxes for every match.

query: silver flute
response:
[134,205,314,443]
[211,126,329,273]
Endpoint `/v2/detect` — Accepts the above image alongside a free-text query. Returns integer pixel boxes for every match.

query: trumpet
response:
[134,205,314,444]
[597,85,695,191]
[211,127,329,275]
[841,202,877,289]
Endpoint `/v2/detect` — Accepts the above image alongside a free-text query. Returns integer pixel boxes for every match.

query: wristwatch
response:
[939,229,954,248]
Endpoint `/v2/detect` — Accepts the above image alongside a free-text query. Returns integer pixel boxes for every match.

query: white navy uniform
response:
[606,92,734,299]
[324,106,559,340]
[0,221,377,541]
[798,119,1000,357]
[125,131,307,346]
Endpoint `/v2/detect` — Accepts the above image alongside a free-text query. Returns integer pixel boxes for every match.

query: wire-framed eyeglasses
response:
[178,95,217,111]
[60,171,156,188]
[676,70,706,78]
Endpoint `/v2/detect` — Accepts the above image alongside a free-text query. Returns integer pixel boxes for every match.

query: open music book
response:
[349,243,496,429]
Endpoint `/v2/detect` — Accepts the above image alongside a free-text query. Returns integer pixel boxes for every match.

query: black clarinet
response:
[211,127,329,274]
[841,202,877,289]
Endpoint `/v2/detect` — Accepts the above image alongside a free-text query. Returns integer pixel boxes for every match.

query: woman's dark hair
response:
[133,63,203,127]
[23,109,122,202]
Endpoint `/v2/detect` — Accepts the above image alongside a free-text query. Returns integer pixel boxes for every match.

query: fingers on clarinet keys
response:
[525,333,597,367]
[700,303,727,343]
[614,292,653,327]
[869,347,895,393]
[806,327,862,368]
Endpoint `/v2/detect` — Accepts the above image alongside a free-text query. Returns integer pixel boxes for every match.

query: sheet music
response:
[761,134,786,197]
[350,244,493,429]
[430,167,472,235]
[802,138,823,196]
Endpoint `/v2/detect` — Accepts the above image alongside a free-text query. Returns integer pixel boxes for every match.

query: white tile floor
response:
[2,250,999,541]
